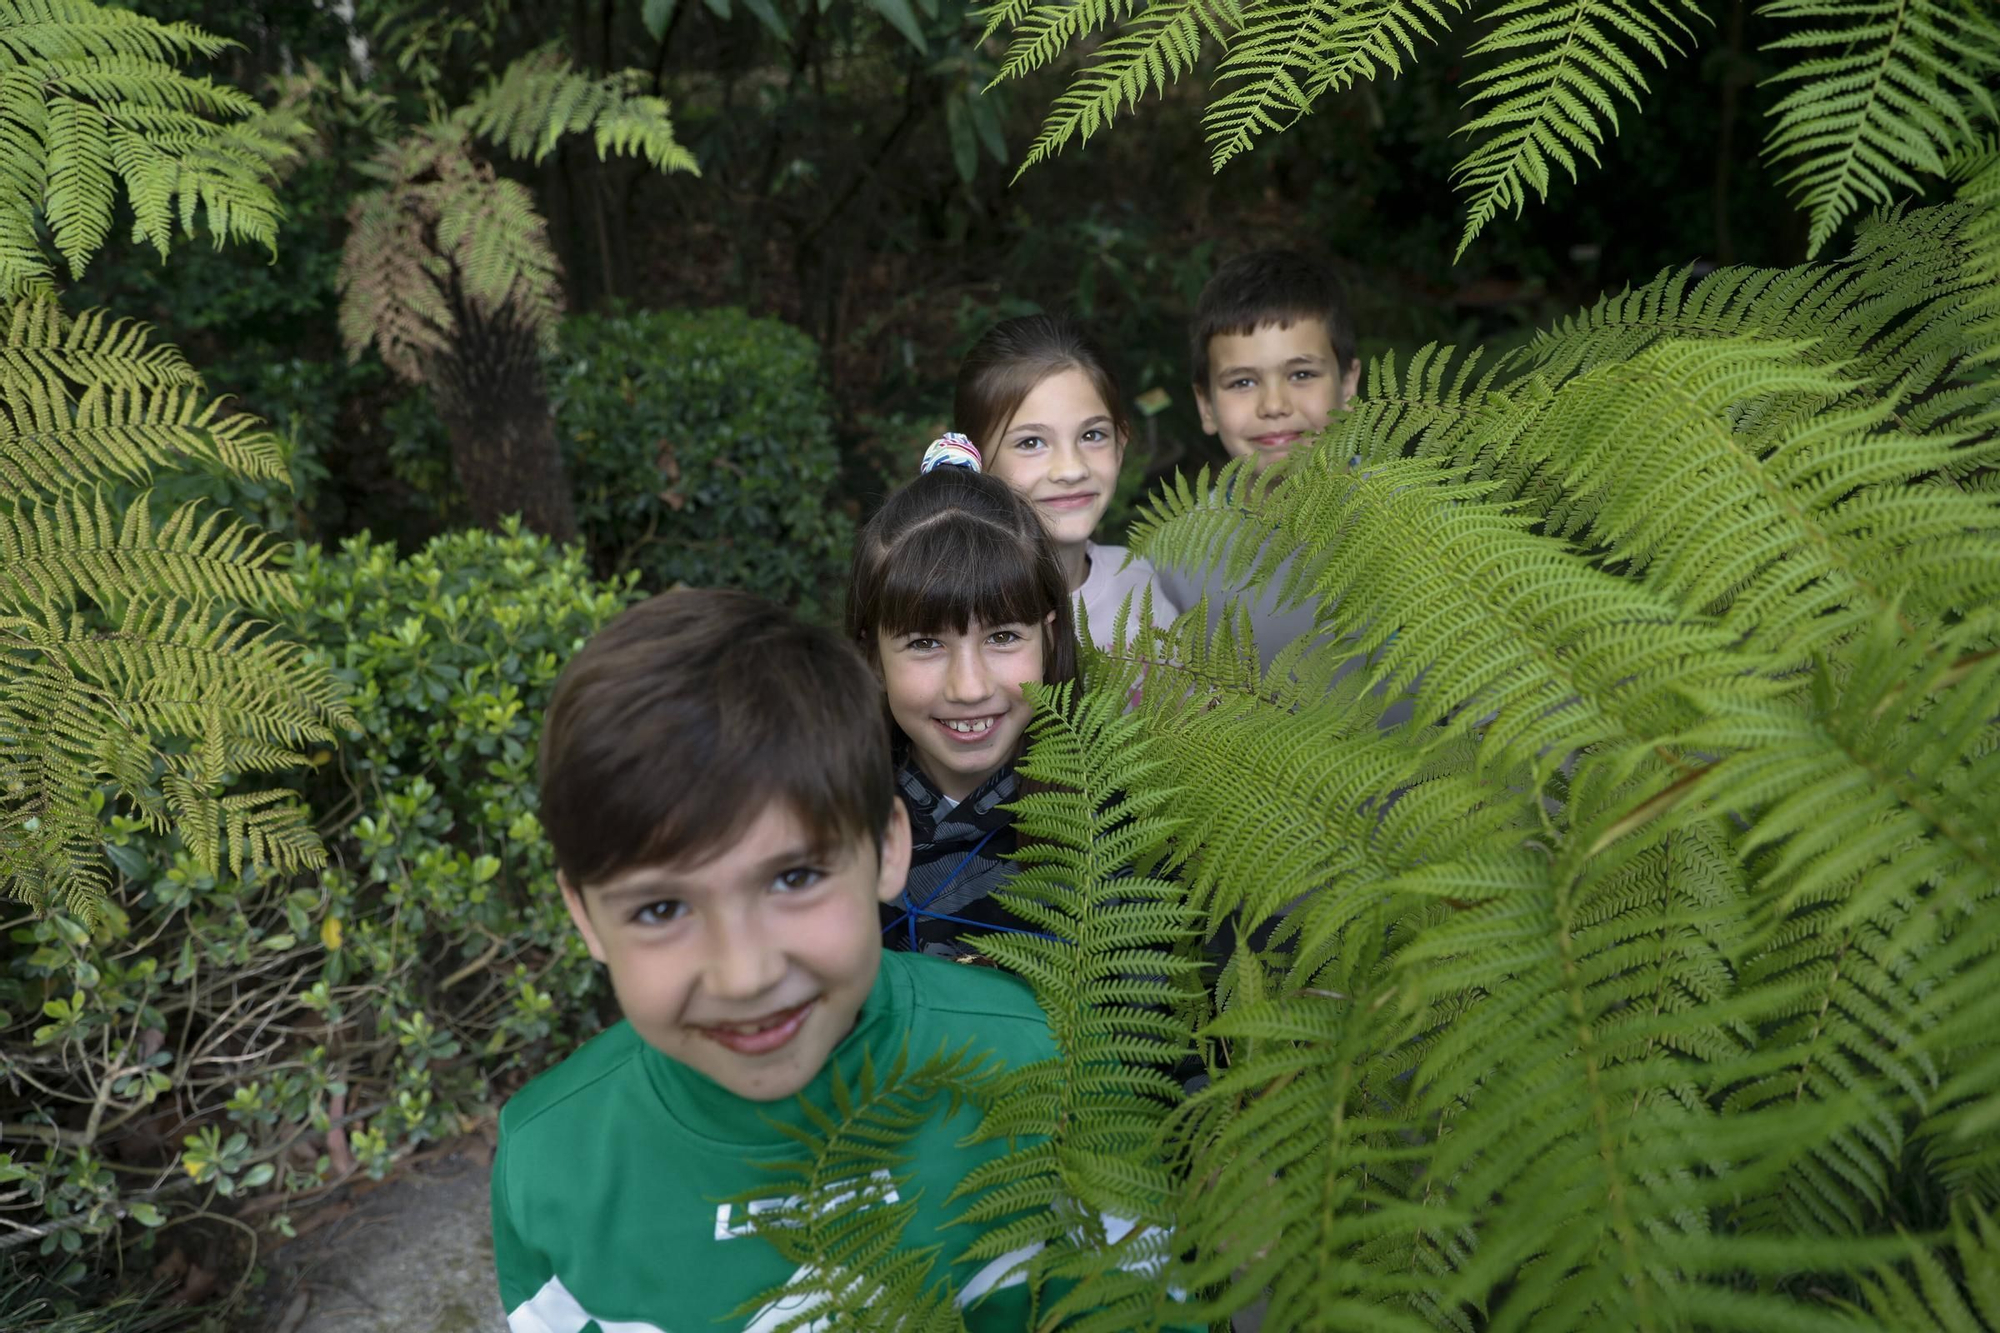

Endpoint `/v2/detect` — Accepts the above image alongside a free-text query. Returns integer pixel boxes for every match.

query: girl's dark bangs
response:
[873,519,1052,637]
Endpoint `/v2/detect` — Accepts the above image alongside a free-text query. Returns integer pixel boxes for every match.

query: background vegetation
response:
[0,0,1993,1325]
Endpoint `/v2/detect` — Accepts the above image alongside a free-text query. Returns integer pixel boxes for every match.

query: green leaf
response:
[970,92,1007,163]
[642,0,679,39]
[737,0,793,42]
[947,95,978,182]
[865,0,929,52]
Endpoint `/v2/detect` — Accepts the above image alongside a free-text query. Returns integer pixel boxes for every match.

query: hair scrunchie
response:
[920,432,982,476]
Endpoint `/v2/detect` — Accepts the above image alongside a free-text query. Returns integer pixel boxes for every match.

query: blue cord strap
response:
[884,826,1056,948]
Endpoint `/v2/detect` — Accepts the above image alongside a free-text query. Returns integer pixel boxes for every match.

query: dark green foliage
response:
[740,185,2000,1329]
[987,0,2000,257]
[553,306,853,614]
[0,0,351,917]
[725,1043,1002,1330]
[0,525,634,1265]
[0,1254,186,1331]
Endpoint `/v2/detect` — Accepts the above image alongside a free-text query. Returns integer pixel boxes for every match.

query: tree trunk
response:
[430,303,579,543]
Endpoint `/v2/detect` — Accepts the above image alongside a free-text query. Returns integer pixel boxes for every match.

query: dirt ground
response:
[242,1146,1267,1332]
[249,1147,506,1333]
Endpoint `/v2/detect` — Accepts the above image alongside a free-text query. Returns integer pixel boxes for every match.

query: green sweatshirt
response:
[491,951,1059,1332]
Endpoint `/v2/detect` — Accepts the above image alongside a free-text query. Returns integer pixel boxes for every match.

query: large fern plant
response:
[986,0,2000,257]
[0,0,349,915]
[336,45,698,539]
[740,154,2000,1329]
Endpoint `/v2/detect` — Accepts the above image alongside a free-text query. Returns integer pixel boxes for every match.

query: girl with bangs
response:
[846,462,1079,959]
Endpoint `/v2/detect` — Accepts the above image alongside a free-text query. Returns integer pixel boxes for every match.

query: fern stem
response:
[1554,859,1658,1332]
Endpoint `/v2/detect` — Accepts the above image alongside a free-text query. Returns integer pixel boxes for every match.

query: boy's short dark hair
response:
[538,589,892,890]
[1189,249,1358,389]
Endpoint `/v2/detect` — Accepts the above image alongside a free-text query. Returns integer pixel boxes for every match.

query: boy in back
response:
[492,589,1056,1331]
[1157,248,1363,671]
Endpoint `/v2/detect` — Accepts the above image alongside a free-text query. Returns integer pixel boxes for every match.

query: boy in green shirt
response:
[492,589,1059,1332]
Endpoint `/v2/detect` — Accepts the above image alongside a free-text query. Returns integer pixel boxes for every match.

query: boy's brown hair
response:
[538,589,892,889]
[1188,249,1358,389]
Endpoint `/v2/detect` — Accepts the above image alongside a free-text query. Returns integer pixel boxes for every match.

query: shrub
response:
[0,524,634,1263]
[553,306,853,617]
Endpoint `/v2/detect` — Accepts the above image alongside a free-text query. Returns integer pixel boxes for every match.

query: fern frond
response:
[1838,1204,2000,1330]
[55,595,351,747]
[0,489,292,611]
[3,598,342,893]
[590,97,699,176]
[0,5,341,918]
[991,0,1141,82]
[1524,202,1986,424]
[0,304,348,913]
[335,181,455,379]
[0,0,291,292]
[1393,814,1872,1329]
[1103,611,1523,953]
[456,45,699,177]
[1204,0,1466,169]
[1517,337,2000,659]
[950,682,1200,1325]
[1143,448,1776,781]
[433,173,564,351]
[1675,621,2000,1236]
[1015,0,1243,171]
[1450,0,1704,257]
[0,304,291,494]
[731,1043,996,1332]
[1950,139,2000,452]
[1760,0,2000,257]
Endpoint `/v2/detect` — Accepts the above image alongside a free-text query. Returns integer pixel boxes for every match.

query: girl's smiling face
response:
[877,615,1052,800]
[984,368,1124,571]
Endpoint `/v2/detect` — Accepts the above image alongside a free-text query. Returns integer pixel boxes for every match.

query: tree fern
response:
[335,44,698,537]
[340,127,565,379]
[1760,0,2000,257]
[457,44,699,176]
[1,306,351,915]
[1010,0,1246,172]
[1204,0,1465,169]
[1449,0,1704,257]
[729,1043,999,1331]
[0,0,306,297]
[735,158,1998,1333]
[989,0,1999,259]
[339,46,698,379]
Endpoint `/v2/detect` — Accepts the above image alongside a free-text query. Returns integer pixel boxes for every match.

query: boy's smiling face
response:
[1196,319,1361,471]
[562,799,911,1102]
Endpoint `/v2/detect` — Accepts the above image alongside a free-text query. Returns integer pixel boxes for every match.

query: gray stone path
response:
[252,1148,507,1333]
